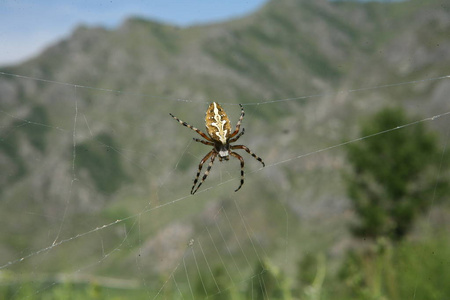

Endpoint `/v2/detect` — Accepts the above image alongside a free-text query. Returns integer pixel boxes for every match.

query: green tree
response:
[345,107,448,241]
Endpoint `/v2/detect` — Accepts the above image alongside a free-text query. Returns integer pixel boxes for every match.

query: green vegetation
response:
[0,281,145,300]
[20,105,50,152]
[0,104,49,191]
[75,133,129,194]
[345,107,448,241]
[337,236,450,300]
[2,235,449,299]
[246,258,291,300]
[1,0,449,299]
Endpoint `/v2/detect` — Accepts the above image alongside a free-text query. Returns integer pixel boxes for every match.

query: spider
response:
[170,102,265,194]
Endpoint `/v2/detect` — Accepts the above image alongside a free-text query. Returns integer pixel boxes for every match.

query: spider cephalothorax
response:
[170,102,265,194]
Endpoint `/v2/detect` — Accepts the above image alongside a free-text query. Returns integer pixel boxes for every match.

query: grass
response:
[1,233,448,300]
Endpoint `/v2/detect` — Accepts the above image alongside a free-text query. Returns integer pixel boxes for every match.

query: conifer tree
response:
[345,107,448,241]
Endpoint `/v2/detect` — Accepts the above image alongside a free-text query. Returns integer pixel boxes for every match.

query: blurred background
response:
[0,0,449,299]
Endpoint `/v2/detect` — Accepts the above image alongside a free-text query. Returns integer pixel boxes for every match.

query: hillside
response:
[1,0,449,293]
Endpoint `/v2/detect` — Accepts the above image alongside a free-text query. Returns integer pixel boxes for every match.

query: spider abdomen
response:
[205,102,231,144]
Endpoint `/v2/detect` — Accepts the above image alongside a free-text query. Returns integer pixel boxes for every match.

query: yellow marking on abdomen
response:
[205,102,231,144]
[212,103,228,144]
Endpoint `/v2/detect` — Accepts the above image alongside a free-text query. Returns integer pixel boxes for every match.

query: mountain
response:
[1,0,449,287]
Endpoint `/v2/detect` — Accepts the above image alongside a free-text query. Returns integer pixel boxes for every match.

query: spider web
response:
[1,2,450,299]
[1,68,449,298]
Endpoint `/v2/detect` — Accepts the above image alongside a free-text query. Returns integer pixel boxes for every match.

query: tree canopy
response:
[345,107,448,241]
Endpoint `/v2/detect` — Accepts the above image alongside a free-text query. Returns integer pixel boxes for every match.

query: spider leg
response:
[231,145,265,167]
[192,151,217,194]
[170,113,213,142]
[230,151,245,192]
[191,150,214,194]
[228,104,244,139]
[193,138,214,146]
[228,128,245,143]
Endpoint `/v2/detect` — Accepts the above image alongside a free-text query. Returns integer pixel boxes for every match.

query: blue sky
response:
[0,0,267,66]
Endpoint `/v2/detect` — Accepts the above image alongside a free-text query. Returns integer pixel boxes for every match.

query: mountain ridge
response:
[1,0,449,281]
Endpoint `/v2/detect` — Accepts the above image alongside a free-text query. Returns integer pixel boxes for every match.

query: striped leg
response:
[191,150,214,194]
[230,152,245,192]
[228,128,245,143]
[231,145,265,167]
[228,104,245,139]
[193,138,214,146]
[170,113,213,142]
[192,151,217,194]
